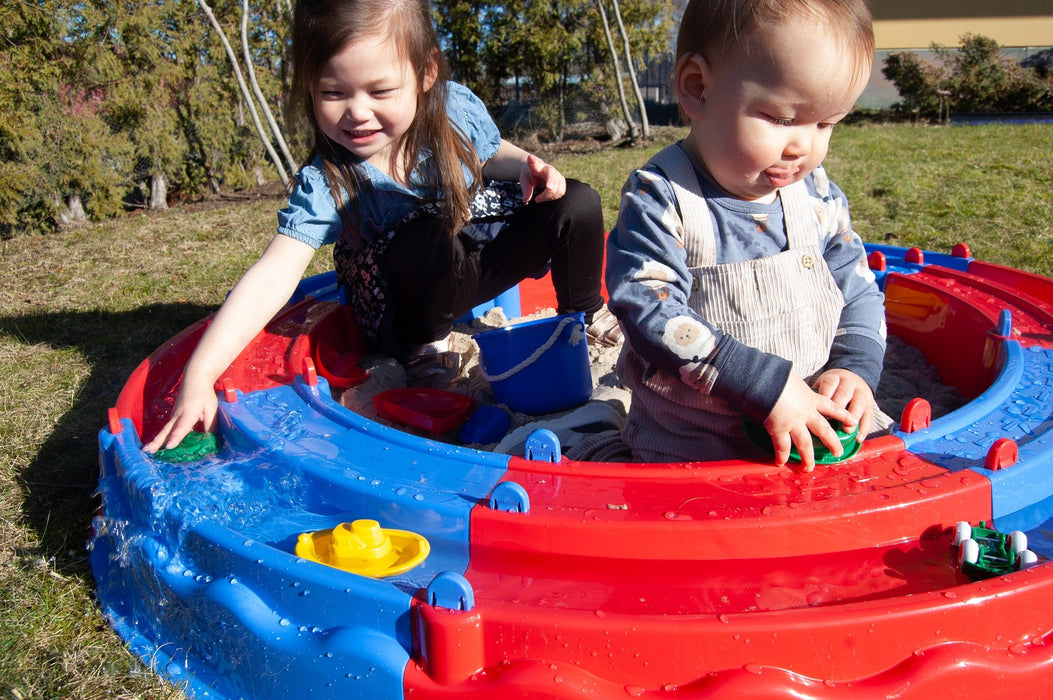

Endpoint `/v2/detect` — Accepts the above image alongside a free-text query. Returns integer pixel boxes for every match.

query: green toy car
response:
[954,520,1039,581]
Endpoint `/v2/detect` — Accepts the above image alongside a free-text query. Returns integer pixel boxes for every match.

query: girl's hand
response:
[764,373,857,472]
[142,234,317,454]
[520,154,566,203]
[143,378,220,453]
[812,368,876,441]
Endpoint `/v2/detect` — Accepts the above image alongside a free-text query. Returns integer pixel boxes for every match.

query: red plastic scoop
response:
[373,388,474,434]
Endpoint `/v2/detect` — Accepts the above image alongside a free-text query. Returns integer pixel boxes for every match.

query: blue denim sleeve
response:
[446,82,502,163]
[606,167,792,422]
[276,163,343,249]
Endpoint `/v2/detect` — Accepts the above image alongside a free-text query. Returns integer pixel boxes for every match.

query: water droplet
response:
[279,618,291,627]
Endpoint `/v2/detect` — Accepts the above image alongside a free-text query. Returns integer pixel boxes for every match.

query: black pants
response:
[381,179,605,357]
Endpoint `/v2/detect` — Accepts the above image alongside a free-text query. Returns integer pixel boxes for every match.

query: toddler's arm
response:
[144,235,317,453]
[482,140,566,203]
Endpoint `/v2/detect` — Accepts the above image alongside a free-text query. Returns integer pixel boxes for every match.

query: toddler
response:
[606,0,888,471]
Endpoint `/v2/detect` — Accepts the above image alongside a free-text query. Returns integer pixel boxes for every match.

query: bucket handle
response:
[479,316,582,384]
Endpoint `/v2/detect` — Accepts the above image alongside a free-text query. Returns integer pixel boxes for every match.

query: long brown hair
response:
[289,0,481,242]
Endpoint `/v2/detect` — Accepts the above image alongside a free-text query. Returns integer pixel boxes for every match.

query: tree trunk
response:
[596,0,637,141]
[611,0,650,139]
[197,0,290,185]
[55,193,87,229]
[148,173,168,211]
[241,0,297,173]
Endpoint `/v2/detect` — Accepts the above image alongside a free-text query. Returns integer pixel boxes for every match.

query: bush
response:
[883,34,1053,121]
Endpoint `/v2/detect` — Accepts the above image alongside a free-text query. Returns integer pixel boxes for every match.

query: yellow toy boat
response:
[295,519,430,578]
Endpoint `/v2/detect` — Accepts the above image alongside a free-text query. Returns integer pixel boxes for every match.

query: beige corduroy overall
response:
[619,144,844,462]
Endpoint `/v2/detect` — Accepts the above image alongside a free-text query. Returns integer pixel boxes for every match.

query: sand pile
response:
[338,307,963,455]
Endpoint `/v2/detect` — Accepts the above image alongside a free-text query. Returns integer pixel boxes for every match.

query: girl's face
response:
[314,33,434,180]
[685,17,869,202]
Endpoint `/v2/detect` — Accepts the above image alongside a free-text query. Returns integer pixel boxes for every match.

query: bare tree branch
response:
[241,0,297,173]
[611,0,650,138]
[596,0,637,141]
[197,0,290,185]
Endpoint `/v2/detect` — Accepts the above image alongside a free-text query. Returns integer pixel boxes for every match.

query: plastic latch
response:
[867,250,886,272]
[427,571,475,611]
[899,397,931,433]
[994,309,1013,338]
[302,356,318,386]
[524,428,561,462]
[107,407,122,435]
[488,481,530,514]
[221,377,238,403]
[983,309,1014,370]
[985,437,1018,471]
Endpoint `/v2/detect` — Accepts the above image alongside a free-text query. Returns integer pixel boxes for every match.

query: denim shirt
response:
[277,82,503,249]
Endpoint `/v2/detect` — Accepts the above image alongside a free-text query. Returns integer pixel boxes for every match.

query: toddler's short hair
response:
[675,0,874,77]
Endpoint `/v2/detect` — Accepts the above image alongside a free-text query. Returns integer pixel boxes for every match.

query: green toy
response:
[152,431,219,463]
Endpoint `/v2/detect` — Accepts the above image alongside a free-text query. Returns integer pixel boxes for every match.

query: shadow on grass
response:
[1,303,215,577]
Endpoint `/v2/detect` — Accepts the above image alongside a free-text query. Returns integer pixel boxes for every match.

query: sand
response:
[338,307,964,455]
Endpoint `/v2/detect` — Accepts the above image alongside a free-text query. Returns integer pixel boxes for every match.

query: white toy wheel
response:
[954,521,972,545]
[1018,549,1039,570]
[959,538,980,565]
[1010,530,1028,555]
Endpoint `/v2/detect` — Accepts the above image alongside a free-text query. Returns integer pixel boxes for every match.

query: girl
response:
[146,0,612,453]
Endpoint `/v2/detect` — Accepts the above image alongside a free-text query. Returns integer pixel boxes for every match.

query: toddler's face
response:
[314,33,430,180]
[687,17,869,202]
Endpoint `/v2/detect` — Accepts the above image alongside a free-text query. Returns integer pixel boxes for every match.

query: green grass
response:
[1,122,1051,697]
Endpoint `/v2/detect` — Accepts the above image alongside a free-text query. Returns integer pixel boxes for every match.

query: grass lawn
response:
[0,122,1051,698]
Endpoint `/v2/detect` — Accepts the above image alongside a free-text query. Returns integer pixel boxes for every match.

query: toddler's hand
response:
[812,368,876,440]
[142,380,220,453]
[764,373,856,472]
[520,154,566,203]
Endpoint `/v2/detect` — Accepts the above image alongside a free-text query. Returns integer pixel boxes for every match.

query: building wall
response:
[860,2,1052,108]
[872,0,1053,49]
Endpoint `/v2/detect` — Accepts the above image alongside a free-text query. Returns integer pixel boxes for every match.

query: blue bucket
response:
[475,312,593,415]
